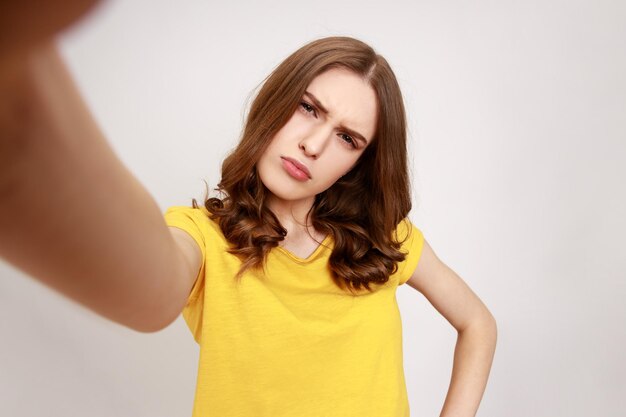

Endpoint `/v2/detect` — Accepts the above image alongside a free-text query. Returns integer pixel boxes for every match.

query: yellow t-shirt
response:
[164,205,424,417]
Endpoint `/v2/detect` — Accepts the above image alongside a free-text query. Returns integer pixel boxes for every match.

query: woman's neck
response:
[265,194,317,239]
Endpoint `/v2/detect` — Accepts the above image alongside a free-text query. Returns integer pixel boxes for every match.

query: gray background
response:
[1,0,624,416]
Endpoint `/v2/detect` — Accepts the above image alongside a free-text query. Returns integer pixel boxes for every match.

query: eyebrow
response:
[303,90,370,145]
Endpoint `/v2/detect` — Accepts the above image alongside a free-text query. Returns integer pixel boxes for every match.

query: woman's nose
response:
[299,126,331,158]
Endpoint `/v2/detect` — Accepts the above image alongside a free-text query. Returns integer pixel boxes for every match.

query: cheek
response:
[277,112,311,138]
[329,153,358,172]
[265,123,292,149]
[259,131,284,160]
[316,163,352,190]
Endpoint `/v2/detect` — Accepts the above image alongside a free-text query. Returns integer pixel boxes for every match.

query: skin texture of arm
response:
[0,42,197,332]
[0,0,102,79]
[406,239,497,417]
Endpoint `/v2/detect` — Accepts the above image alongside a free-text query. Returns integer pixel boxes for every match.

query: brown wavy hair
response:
[192,36,414,294]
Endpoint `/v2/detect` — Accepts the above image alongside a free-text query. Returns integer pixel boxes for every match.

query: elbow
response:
[479,304,497,331]
[478,310,497,335]
[460,311,497,343]
[478,312,498,346]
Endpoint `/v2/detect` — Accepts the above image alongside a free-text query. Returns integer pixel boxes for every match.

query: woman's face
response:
[256,67,378,205]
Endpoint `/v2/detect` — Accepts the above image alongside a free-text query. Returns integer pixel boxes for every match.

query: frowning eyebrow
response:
[303,90,369,145]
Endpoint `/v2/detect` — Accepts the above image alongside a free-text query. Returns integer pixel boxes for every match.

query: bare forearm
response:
[439,316,497,417]
[0,43,185,332]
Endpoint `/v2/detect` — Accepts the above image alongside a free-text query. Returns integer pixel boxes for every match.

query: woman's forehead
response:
[305,68,378,143]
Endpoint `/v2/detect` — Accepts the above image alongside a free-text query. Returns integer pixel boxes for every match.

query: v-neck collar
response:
[275,234,333,264]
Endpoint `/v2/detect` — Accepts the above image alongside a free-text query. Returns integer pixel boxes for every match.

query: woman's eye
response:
[340,134,357,148]
[300,102,316,116]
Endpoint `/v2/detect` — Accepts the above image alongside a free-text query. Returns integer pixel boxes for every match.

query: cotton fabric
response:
[164,205,424,417]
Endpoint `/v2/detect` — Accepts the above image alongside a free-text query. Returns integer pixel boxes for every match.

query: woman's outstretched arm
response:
[406,240,497,417]
[0,41,198,332]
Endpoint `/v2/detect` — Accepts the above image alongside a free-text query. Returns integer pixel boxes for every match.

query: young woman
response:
[0,5,496,417]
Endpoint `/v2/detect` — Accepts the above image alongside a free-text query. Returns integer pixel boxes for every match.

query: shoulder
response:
[394,218,425,286]
[394,218,423,242]
[164,205,224,246]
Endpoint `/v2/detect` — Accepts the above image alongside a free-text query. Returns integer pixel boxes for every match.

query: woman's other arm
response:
[406,240,497,417]
[0,42,200,333]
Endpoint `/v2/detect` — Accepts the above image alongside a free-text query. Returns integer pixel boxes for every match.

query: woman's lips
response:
[281,157,311,181]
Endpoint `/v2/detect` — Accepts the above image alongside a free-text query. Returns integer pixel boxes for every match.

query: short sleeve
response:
[164,205,208,343]
[395,218,425,286]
